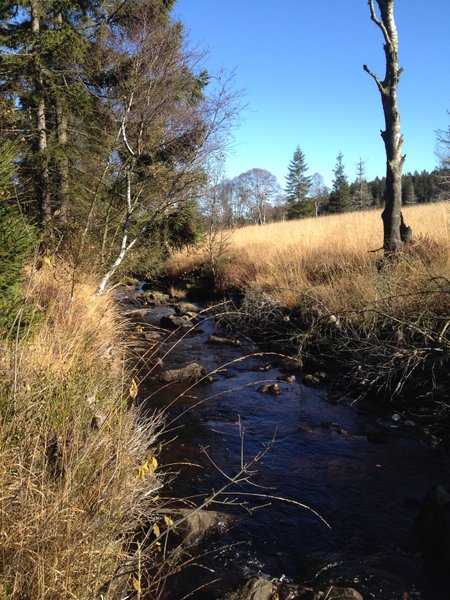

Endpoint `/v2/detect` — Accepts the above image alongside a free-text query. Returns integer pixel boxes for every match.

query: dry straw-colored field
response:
[170,203,449,312]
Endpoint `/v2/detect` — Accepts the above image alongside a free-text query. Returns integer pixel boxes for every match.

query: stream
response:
[132,299,449,599]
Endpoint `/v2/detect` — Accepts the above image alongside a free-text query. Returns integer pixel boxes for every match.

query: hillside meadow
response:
[168,203,449,310]
[167,203,449,400]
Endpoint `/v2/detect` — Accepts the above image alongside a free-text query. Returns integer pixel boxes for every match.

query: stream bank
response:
[123,286,450,599]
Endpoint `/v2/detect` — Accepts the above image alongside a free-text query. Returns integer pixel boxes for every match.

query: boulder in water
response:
[302,374,321,387]
[257,383,280,395]
[159,313,194,330]
[252,362,272,372]
[277,374,296,383]
[155,362,208,383]
[159,508,234,548]
[223,577,276,600]
[174,302,199,314]
[224,577,363,600]
[206,334,241,347]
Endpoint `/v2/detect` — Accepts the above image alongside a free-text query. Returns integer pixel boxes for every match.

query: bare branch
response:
[368,0,391,46]
[363,64,386,95]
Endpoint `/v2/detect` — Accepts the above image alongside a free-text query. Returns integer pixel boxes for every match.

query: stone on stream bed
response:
[302,372,327,388]
[154,362,210,383]
[159,313,196,330]
[277,374,296,383]
[206,334,241,347]
[257,383,280,395]
[142,290,170,304]
[223,576,363,600]
[157,508,235,548]
[277,356,304,372]
[252,362,272,372]
[173,302,199,314]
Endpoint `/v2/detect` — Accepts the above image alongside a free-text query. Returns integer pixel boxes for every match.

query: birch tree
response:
[95,5,239,293]
[364,0,412,252]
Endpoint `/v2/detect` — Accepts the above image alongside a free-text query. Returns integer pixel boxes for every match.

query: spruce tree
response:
[350,158,373,210]
[328,152,350,213]
[402,175,416,205]
[0,0,105,236]
[0,141,35,333]
[284,145,313,218]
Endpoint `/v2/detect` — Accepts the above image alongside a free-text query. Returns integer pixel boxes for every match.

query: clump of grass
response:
[0,263,163,599]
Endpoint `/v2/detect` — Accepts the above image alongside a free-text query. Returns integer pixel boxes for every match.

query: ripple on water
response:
[138,303,449,600]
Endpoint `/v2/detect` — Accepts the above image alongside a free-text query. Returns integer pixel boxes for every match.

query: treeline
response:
[282,146,449,220]
[202,148,449,228]
[0,0,238,294]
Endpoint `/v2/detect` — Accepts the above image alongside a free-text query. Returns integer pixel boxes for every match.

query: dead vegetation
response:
[0,264,164,599]
[168,204,450,404]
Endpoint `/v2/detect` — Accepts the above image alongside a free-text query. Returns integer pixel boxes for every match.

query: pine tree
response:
[328,152,350,213]
[284,145,313,218]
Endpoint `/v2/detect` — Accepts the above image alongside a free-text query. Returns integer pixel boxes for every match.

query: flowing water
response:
[135,301,449,599]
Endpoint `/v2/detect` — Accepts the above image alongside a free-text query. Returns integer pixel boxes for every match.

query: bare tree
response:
[310,172,329,216]
[351,158,373,210]
[199,159,233,280]
[235,168,281,225]
[435,122,450,201]
[364,0,411,252]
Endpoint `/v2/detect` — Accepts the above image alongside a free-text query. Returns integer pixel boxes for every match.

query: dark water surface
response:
[138,303,449,599]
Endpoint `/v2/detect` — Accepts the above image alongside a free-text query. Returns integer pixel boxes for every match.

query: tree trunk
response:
[364,0,411,253]
[55,99,69,225]
[55,12,70,227]
[96,170,135,294]
[30,0,51,228]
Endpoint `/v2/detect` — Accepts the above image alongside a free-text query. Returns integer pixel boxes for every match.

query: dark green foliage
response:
[402,174,416,205]
[369,176,386,206]
[288,199,315,219]
[0,142,35,333]
[285,145,311,219]
[327,152,350,213]
[163,201,204,251]
[408,170,437,203]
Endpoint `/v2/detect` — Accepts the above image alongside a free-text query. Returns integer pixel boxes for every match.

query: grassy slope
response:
[170,203,449,306]
[0,265,162,599]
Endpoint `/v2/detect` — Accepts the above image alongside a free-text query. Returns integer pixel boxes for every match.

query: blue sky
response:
[174,0,450,188]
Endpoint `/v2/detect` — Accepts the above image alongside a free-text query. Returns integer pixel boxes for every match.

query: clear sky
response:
[173,0,450,188]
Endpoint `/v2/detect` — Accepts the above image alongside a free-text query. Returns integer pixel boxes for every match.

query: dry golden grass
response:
[0,264,162,599]
[169,203,449,311]
[168,204,449,400]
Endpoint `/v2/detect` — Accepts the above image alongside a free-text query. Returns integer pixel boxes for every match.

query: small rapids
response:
[134,301,449,599]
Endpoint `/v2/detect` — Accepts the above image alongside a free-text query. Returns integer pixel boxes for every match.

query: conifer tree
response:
[402,175,416,205]
[328,152,350,213]
[284,145,312,218]
[0,141,35,331]
[350,158,373,210]
[0,0,104,235]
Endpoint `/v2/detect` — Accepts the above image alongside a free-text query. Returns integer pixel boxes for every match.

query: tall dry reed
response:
[169,203,449,311]
[0,263,162,599]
